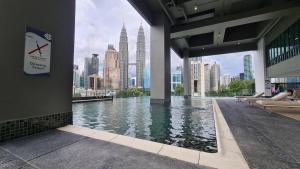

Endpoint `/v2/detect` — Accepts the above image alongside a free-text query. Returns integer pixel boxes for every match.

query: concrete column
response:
[183,49,191,98]
[254,38,272,96]
[150,16,171,104]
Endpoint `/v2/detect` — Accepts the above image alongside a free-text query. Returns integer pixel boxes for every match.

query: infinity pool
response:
[73,96,217,153]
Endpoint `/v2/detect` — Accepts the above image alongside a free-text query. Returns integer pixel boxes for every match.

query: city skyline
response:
[74,0,257,77]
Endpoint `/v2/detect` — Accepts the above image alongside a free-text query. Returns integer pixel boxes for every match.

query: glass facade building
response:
[143,67,150,90]
[266,19,300,67]
[243,55,253,80]
[171,66,183,93]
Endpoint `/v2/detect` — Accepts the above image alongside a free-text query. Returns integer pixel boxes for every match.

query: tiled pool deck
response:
[2,98,299,169]
[217,99,300,169]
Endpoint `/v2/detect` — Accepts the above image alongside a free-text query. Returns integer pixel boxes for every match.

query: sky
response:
[74,0,257,77]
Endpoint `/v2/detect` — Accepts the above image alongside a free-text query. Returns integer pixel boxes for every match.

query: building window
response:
[266,19,300,67]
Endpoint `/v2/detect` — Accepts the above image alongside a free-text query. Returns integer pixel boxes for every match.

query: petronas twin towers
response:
[119,25,129,90]
[119,23,145,90]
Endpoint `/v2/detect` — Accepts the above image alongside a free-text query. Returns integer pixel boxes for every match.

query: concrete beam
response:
[171,2,300,39]
[190,41,257,57]
[127,0,161,26]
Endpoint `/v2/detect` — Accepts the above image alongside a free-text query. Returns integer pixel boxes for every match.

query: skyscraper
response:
[143,66,150,90]
[136,24,146,88]
[119,24,129,90]
[80,71,85,88]
[91,54,99,75]
[191,58,205,97]
[73,65,80,88]
[210,62,220,92]
[171,66,183,93]
[84,57,91,89]
[103,44,120,90]
[244,55,253,80]
[83,53,99,89]
[204,64,211,93]
[239,73,245,80]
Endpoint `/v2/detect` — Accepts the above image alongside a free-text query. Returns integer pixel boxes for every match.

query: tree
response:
[243,80,255,95]
[228,80,244,95]
[228,80,255,96]
[128,87,143,97]
[117,87,144,98]
[219,85,227,92]
[175,84,184,96]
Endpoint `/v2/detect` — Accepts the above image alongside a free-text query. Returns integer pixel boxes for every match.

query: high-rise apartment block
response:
[204,64,211,93]
[103,45,120,90]
[244,55,253,80]
[84,57,91,89]
[191,58,206,97]
[73,65,80,88]
[210,62,220,92]
[91,54,99,75]
[171,66,183,93]
[83,53,100,89]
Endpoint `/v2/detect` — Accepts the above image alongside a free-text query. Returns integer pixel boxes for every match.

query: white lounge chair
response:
[287,89,300,100]
[245,92,291,106]
[235,92,264,102]
[256,100,300,109]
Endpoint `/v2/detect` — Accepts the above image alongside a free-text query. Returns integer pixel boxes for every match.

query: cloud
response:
[202,51,257,76]
[74,0,150,75]
[74,0,255,77]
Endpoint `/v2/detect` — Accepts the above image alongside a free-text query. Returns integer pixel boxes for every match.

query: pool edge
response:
[200,99,249,169]
[58,99,249,169]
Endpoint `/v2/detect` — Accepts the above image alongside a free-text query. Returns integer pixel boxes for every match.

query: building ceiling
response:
[128,0,300,57]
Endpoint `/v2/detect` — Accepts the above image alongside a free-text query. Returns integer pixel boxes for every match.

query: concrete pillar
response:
[150,16,171,104]
[0,0,75,141]
[254,38,272,96]
[183,49,191,98]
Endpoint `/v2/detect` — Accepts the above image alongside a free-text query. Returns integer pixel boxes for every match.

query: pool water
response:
[73,96,217,153]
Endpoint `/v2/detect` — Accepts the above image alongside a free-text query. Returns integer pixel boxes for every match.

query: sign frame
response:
[23,26,52,76]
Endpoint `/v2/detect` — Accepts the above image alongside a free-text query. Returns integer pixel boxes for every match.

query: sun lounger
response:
[235,92,264,102]
[287,89,300,100]
[245,92,291,106]
[256,100,300,109]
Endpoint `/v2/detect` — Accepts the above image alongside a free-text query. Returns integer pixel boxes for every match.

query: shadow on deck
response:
[0,130,212,169]
[217,99,300,169]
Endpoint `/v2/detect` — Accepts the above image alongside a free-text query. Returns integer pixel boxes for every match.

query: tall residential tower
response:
[103,45,120,90]
[244,55,253,80]
[136,24,146,88]
[90,54,99,75]
[191,58,206,97]
[119,24,129,90]
[210,62,220,92]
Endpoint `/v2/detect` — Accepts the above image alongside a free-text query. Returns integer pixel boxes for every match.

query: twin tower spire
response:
[119,23,145,90]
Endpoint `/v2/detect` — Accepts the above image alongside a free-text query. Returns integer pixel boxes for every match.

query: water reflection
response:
[73,96,217,152]
[149,103,172,144]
